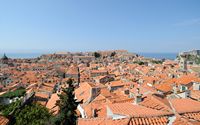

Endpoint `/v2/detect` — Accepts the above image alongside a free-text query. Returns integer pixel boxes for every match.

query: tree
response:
[14,103,51,125]
[0,87,26,99]
[133,61,146,65]
[151,60,163,64]
[1,100,21,117]
[0,88,51,125]
[54,79,82,125]
[110,51,116,57]
[94,52,101,58]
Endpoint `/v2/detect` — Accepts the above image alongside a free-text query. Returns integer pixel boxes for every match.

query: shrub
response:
[0,88,26,99]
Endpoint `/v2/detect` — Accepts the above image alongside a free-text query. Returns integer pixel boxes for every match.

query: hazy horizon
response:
[0,51,178,60]
[0,50,181,54]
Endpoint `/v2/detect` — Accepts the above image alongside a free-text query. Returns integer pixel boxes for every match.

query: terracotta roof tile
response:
[170,98,200,114]
[129,116,169,125]
[176,74,199,85]
[75,82,93,103]
[183,112,200,121]
[107,103,172,117]
[173,116,200,125]
[46,93,59,115]
[0,116,9,125]
[139,94,172,113]
[78,118,129,125]
[190,90,200,101]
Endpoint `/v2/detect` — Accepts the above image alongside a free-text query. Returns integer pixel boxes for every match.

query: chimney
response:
[173,83,178,94]
[88,87,100,103]
[185,90,191,98]
[134,88,143,104]
[130,83,134,89]
[124,89,129,95]
[92,109,98,118]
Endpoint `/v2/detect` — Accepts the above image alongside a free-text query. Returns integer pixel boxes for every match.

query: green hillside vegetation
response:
[0,100,21,117]
[187,55,200,64]
[15,103,51,125]
[0,87,26,99]
[177,54,200,65]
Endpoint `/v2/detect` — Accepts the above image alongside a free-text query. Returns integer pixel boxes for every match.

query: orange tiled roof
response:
[90,70,108,74]
[0,115,9,125]
[78,118,129,125]
[191,90,200,100]
[155,82,174,93]
[183,112,200,121]
[173,117,190,125]
[173,116,200,125]
[46,93,59,115]
[139,94,173,113]
[66,65,78,74]
[108,103,172,117]
[129,84,155,96]
[129,116,169,125]
[78,112,170,125]
[83,103,107,118]
[109,80,125,87]
[170,98,200,114]
[176,74,199,85]
[38,85,54,92]
[75,82,93,103]
[35,92,49,100]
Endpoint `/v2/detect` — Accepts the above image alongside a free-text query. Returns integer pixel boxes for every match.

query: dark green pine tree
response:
[14,103,51,125]
[94,52,101,58]
[110,51,116,57]
[54,79,82,125]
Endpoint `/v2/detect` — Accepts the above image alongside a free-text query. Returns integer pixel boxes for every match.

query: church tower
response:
[1,53,9,64]
[179,55,187,71]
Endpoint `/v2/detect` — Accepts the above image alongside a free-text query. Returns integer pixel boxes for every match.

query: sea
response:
[0,52,178,60]
[138,53,178,60]
[0,53,43,59]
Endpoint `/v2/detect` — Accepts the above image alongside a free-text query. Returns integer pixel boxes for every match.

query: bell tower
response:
[1,53,9,64]
[179,55,187,71]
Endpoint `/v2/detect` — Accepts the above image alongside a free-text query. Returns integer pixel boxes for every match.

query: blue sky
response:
[0,0,200,53]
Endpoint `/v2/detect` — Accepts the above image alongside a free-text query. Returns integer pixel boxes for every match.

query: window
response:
[182,86,186,91]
